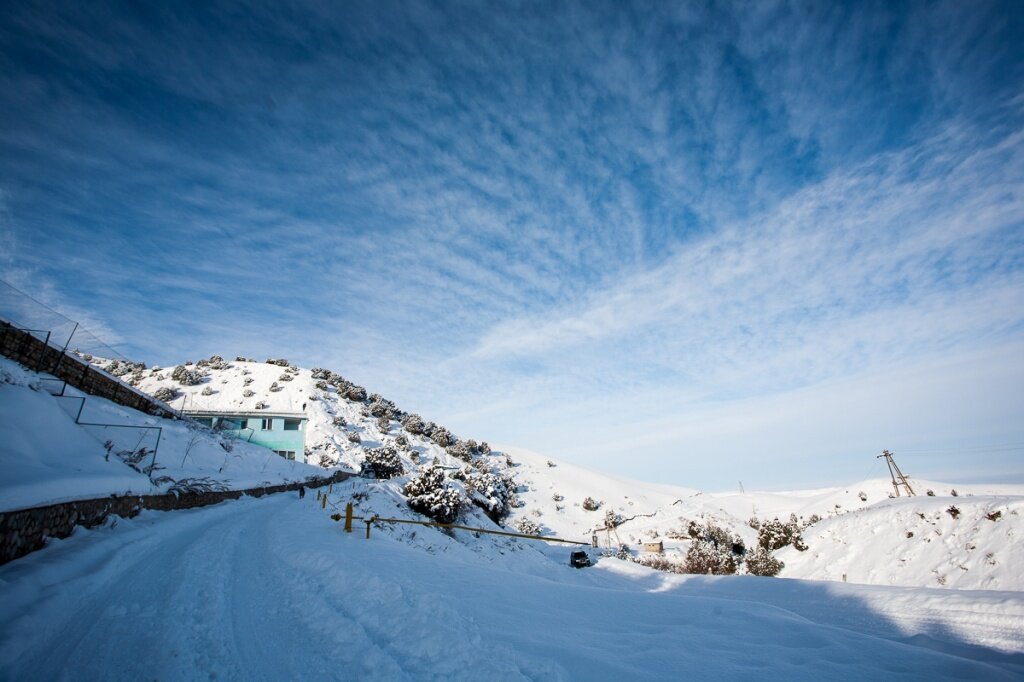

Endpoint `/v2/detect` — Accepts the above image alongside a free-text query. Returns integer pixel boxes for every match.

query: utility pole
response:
[877,449,915,497]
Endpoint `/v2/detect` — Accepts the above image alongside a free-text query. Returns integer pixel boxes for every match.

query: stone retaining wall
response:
[0,320,177,418]
[0,470,352,566]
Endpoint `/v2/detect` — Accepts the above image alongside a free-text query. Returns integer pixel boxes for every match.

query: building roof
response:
[183,409,307,419]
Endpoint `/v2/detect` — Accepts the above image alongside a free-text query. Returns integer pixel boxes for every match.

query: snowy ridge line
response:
[0,470,352,565]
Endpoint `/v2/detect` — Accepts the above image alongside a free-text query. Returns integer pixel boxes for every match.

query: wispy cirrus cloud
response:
[1,0,1021,487]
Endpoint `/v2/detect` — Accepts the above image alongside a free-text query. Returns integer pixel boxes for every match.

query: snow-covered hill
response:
[779,494,1023,590]
[19,352,1023,594]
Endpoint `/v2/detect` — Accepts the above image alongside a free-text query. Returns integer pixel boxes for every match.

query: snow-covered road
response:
[1,492,1022,680]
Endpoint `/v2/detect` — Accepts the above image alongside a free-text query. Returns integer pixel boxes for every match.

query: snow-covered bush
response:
[201,386,214,396]
[171,365,204,386]
[269,382,282,392]
[634,554,686,573]
[858,491,868,501]
[369,396,396,419]
[401,413,426,435]
[361,446,405,479]
[685,539,738,575]
[278,373,293,382]
[347,432,361,444]
[479,442,491,456]
[513,517,541,535]
[446,440,473,462]
[254,401,269,410]
[582,497,601,511]
[345,385,367,402]
[265,358,290,366]
[430,426,453,448]
[394,434,409,450]
[332,416,347,428]
[153,386,179,403]
[461,469,513,523]
[376,415,390,433]
[744,547,784,577]
[403,467,462,524]
[243,389,256,397]
[756,515,807,552]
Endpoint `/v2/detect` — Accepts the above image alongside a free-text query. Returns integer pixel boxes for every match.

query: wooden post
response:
[316,490,321,501]
[365,518,372,539]
[321,493,327,509]
[344,503,353,533]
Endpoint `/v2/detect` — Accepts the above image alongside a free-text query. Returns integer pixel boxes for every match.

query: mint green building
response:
[185,410,308,462]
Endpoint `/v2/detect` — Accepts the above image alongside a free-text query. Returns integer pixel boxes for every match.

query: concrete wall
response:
[0,470,351,566]
[0,320,177,419]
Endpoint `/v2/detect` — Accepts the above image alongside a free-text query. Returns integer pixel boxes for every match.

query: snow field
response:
[1,489,1021,680]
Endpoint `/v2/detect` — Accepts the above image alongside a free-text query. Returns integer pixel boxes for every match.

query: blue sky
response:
[2,1,1023,490]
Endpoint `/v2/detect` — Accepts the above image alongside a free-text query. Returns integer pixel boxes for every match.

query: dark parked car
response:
[570,550,592,568]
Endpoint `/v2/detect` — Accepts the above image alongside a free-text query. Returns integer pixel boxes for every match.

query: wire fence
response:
[0,278,131,362]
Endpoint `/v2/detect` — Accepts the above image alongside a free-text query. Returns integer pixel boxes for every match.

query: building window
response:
[235,418,248,430]
[193,417,213,427]
[261,418,273,430]
[283,418,301,431]
[274,450,296,460]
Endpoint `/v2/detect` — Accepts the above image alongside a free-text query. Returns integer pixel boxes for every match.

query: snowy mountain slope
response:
[778,494,1024,590]
[78,354,1024,592]
[0,357,325,511]
[1,490,1021,680]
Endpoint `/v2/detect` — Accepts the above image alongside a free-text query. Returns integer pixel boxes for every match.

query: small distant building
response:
[185,410,308,462]
[642,541,664,554]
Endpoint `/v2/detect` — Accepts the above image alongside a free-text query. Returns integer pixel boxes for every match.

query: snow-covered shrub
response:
[332,416,347,428]
[315,380,329,391]
[858,491,868,501]
[633,554,686,573]
[369,396,396,419]
[401,413,426,435]
[403,467,463,524]
[171,365,204,385]
[446,440,473,462]
[430,426,453,448]
[278,373,293,382]
[311,367,330,380]
[926,489,936,496]
[685,538,738,575]
[153,386,179,403]
[201,386,214,396]
[345,385,367,402]
[243,389,256,397]
[756,515,807,552]
[479,442,491,456]
[376,415,390,433]
[513,517,541,536]
[269,381,282,392]
[461,470,513,523]
[347,431,361,444]
[744,547,784,577]
[254,401,269,410]
[582,497,601,511]
[362,446,405,479]
[547,460,556,467]
[265,358,290,367]
[947,505,961,519]
[552,493,564,502]
[394,434,409,449]
[950,489,959,497]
